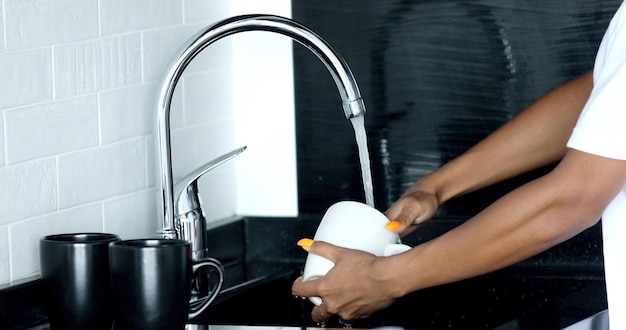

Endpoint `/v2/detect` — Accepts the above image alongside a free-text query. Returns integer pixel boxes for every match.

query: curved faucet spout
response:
[156,14,367,241]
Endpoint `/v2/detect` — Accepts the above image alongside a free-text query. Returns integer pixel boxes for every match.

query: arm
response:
[387,149,626,293]
[291,70,625,321]
[386,71,594,230]
[294,148,626,321]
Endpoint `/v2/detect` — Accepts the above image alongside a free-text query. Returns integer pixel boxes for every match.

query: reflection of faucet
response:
[155,14,367,258]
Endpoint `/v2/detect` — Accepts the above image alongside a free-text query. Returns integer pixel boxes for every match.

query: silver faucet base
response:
[157,228,178,240]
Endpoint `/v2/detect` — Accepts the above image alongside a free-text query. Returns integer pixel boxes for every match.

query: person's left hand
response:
[291,240,397,322]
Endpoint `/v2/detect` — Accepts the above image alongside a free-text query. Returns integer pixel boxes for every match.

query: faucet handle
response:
[174,146,246,215]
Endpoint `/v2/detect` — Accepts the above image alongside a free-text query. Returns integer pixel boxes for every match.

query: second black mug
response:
[109,239,224,330]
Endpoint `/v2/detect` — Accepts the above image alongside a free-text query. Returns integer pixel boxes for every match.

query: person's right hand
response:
[384,186,440,237]
[291,240,397,322]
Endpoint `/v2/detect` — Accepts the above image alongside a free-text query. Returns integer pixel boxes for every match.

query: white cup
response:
[302,200,411,305]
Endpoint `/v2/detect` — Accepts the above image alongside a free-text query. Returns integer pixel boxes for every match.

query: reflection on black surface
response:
[0,217,609,328]
[192,218,607,329]
[293,0,620,214]
[193,265,606,329]
[290,5,617,323]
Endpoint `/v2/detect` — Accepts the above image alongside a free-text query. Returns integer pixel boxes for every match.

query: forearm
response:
[401,180,586,290]
[415,71,593,204]
[384,149,626,296]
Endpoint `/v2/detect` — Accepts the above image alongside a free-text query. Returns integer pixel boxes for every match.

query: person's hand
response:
[385,187,440,236]
[291,240,397,322]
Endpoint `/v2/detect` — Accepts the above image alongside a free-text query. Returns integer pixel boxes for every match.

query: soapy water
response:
[350,116,375,208]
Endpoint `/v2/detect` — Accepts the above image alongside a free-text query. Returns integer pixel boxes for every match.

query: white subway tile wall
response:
[0,8,4,54]
[57,140,147,208]
[0,49,53,109]
[0,0,295,284]
[0,116,5,166]
[53,35,143,98]
[99,0,182,36]
[99,85,154,144]
[103,190,159,242]
[0,159,57,224]
[4,0,99,50]
[0,227,8,284]
[10,204,104,279]
[6,97,99,163]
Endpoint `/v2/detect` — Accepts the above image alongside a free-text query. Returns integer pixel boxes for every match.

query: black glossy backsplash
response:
[293,0,621,215]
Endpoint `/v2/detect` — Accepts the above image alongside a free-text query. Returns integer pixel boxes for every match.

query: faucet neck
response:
[156,14,367,238]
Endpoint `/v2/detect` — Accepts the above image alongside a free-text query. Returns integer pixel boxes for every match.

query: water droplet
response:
[339,318,352,328]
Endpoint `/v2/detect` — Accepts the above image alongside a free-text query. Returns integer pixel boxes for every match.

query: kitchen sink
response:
[0,216,609,329]
[191,263,606,329]
[190,216,608,329]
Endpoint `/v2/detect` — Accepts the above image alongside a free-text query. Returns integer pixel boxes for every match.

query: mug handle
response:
[383,243,412,256]
[188,257,225,319]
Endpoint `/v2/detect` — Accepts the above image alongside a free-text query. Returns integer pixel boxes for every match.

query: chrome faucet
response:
[155,14,367,258]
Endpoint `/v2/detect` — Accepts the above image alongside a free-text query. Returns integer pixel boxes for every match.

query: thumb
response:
[384,209,415,233]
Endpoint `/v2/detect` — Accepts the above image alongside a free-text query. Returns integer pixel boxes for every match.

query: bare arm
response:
[291,71,626,322]
[386,149,626,294]
[293,148,626,321]
[386,71,594,229]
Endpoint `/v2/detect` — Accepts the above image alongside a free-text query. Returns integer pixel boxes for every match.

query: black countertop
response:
[0,215,609,329]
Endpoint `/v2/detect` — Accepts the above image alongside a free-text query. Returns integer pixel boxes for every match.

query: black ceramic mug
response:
[39,232,121,330]
[109,239,224,330]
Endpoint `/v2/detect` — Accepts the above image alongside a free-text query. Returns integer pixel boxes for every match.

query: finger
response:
[311,303,332,323]
[384,219,404,233]
[291,276,305,298]
[384,205,414,232]
[384,201,402,220]
[297,239,344,263]
[394,208,418,227]
[291,275,321,298]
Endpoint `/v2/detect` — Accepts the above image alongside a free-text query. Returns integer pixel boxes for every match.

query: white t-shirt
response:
[567,1,626,328]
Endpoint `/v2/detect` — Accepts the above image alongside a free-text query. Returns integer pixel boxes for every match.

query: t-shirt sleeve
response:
[567,2,626,161]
